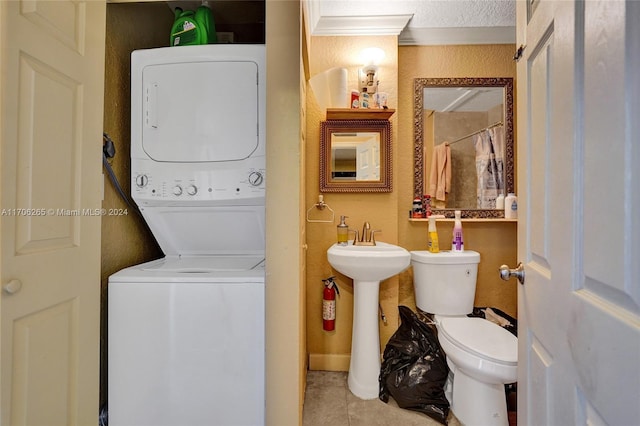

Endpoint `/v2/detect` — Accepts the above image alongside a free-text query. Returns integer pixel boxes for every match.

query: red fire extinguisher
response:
[322,277,340,331]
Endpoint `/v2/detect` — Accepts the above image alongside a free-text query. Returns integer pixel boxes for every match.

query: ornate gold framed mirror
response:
[414,77,514,218]
[320,119,392,193]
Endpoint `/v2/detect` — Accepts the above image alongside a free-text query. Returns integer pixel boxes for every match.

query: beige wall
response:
[305,36,400,370]
[100,2,174,407]
[265,1,303,424]
[306,43,518,371]
[101,3,171,277]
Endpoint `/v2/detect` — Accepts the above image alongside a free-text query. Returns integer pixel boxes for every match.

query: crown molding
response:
[399,26,516,46]
[310,14,413,36]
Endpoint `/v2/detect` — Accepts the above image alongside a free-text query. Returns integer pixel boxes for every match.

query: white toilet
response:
[411,250,517,426]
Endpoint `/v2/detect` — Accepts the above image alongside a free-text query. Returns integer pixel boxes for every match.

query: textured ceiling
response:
[319,0,515,29]
[306,0,516,45]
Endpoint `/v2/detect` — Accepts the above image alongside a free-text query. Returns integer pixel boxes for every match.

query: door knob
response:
[3,279,23,294]
[499,263,525,285]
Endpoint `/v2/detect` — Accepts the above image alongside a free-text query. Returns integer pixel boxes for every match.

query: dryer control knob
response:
[248,171,264,186]
[173,185,183,196]
[187,185,198,196]
[135,174,148,188]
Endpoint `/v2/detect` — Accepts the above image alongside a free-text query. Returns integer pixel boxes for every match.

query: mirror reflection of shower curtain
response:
[474,126,505,208]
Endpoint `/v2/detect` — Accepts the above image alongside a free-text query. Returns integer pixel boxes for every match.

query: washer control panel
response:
[248,171,264,186]
[133,162,265,202]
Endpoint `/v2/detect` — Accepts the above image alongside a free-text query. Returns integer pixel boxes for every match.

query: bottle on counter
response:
[360,88,370,109]
[505,193,518,219]
[350,90,360,109]
[428,216,440,253]
[451,210,464,252]
[337,215,349,245]
[412,197,424,218]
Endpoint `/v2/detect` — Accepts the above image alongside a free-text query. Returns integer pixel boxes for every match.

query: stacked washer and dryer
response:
[108,45,266,426]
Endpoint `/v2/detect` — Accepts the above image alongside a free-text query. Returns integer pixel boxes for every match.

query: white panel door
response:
[0,1,105,425]
[516,0,640,424]
[355,136,380,181]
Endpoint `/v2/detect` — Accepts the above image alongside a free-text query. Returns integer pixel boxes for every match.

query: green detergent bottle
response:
[170,2,217,46]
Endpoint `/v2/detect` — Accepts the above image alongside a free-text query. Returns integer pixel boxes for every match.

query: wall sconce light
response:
[359,47,385,94]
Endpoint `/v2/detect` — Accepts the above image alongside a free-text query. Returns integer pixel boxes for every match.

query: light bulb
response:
[360,47,385,67]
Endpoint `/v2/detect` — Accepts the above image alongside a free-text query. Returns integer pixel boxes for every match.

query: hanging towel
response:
[429,143,451,202]
[474,129,502,208]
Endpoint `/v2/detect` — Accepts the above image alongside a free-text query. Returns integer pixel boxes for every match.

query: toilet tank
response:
[410,250,480,315]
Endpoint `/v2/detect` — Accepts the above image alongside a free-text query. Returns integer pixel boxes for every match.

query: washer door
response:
[142,59,259,162]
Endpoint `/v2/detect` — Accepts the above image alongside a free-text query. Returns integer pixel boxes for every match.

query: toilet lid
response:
[438,317,517,364]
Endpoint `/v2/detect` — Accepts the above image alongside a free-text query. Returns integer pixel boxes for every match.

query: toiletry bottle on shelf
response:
[337,215,349,246]
[351,90,360,109]
[505,193,518,219]
[360,88,370,109]
[451,210,464,252]
[412,197,423,218]
[496,193,505,210]
[428,216,440,253]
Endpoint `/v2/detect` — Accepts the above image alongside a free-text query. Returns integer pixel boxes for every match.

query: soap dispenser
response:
[451,210,464,252]
[337,216,349,246]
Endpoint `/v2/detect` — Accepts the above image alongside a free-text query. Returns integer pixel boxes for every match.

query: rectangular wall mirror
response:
[320,119,392,192]
[414,77,514,218]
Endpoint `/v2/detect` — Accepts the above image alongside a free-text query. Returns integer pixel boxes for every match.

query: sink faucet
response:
[353,221,381,246]
[361,221,370,241]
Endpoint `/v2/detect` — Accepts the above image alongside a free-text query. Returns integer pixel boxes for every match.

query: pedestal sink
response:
[327,241,411,399]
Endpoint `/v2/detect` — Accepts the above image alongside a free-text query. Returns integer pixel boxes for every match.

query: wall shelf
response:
[409,217,517,223]
[326,108,395,120]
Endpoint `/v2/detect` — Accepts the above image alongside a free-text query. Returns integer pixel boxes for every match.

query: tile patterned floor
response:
[302,371,461,426]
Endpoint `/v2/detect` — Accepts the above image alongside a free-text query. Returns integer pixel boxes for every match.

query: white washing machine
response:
[108,45,266,426]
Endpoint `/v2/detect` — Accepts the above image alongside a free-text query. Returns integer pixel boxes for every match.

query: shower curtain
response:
[474,126,505,208]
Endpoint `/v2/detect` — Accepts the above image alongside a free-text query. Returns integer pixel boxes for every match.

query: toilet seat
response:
[436,316,517,365]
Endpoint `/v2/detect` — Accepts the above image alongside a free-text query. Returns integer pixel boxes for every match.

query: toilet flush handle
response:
[499,263,525,285]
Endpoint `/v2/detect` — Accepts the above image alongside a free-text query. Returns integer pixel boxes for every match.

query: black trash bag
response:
[379,306,450,425]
